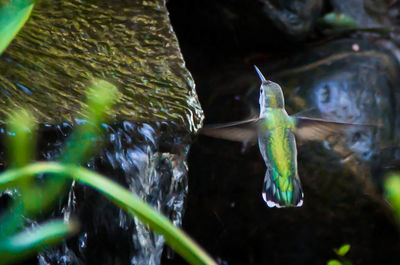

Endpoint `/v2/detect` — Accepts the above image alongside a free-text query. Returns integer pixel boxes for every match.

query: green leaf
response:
[337,244,351,256]
[4,109,37,229]
[0,162,217,265]
[7,109,36,168]
[385,175,400,221]
[0,219,78,264]
[0,0,35,54]
[318,13,357,29]
[61,80,119,164]
[85,79,119,123]
[327,259,343,265]
[19,80,119,214]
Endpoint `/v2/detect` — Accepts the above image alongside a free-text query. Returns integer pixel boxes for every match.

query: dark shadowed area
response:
[164,0,400,264]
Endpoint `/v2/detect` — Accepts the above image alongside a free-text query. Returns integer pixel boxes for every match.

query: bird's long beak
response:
[254,65,267,83]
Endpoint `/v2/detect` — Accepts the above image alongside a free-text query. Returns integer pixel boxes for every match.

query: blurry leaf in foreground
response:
[318,13,357,29]
[0,0,35,54]
[327,260,342,265]
[85,79,119,124]
[36,80,119,211]
[6,109,48,215]
[1,80,119,218]
[385,174,400,220]
[0,219,78,264]
[7,109,36,168]
[1,110,37,231]
[0,81,122,265]
[61,80,119,164]
[335,244,350,256]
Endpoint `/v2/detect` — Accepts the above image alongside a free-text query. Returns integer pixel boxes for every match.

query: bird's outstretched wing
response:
[294,117,379,142]
[200,118,260,144]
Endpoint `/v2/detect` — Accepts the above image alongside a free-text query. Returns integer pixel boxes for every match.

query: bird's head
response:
[254,66,285,110]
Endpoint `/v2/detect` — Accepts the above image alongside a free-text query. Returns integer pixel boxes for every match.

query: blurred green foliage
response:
[317,12,392,36]
[62,80,119,164]
[318,13,357,29]
[385,174,400,221]
[327,243,352,265]
[0,220,78,264]
[0,0,35,54]
[327,260,342,265]
[0,79,118,263]
[335,244,351,257]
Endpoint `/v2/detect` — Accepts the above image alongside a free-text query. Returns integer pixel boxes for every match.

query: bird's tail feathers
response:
[262,169,304,208]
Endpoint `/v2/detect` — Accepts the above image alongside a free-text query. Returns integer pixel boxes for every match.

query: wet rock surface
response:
[0,0,202,131]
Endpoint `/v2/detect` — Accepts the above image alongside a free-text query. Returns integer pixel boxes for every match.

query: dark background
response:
[164,1,400,264]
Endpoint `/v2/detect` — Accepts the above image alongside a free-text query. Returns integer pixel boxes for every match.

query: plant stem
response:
[0,162,217,265]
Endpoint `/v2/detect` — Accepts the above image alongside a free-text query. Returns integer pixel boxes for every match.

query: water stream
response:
[35,121,190,265]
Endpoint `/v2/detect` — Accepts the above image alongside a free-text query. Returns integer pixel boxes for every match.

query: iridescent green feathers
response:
[263,168,304,207]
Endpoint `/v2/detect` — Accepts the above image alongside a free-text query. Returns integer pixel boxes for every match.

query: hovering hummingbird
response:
[201,66,370,208]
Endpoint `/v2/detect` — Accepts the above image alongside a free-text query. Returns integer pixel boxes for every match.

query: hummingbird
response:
[201,66,369,208]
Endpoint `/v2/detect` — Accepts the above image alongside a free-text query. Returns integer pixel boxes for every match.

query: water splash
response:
[36,121,190,264]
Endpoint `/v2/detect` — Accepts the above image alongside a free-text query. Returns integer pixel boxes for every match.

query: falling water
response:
[34,121,191,264]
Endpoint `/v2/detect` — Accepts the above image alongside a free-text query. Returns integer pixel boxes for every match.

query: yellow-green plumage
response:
[259,109,303,207]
